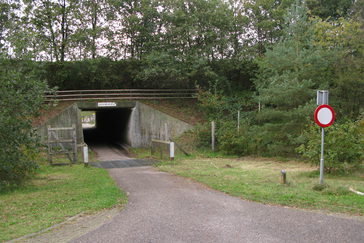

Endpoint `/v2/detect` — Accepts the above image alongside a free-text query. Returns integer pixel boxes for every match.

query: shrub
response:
[194,122,213,148]
[194,120,259,156]
[218,121,256,156]
[297,116,364,173]
[0,59,46,188]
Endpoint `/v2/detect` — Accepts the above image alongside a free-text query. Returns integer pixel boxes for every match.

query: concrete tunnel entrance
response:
[36,101,192,163]
[82,108,132,153]
[36,101,193,160]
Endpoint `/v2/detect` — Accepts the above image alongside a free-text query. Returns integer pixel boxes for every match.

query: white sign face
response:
[98,102,117,107]
[317,107,333,125]
[314,104,335,127]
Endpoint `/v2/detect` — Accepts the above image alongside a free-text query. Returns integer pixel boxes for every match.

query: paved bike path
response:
[71,167,363,243]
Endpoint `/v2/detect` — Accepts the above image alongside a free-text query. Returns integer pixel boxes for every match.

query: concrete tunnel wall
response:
[36,103,84,146]
[37,101,193,149]
[129,102,193,148]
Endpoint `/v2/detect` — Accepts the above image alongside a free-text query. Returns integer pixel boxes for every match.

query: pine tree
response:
[253,0,331,155]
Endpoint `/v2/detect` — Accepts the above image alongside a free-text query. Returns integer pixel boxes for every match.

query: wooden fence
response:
[47,124,77,165]
[151,139,174,161]
[45,89,197,102]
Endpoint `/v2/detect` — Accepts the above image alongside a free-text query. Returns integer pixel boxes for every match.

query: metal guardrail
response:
[45,89,197,102]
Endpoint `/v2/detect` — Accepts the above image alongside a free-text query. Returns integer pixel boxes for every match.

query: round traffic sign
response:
[314,104,335,127]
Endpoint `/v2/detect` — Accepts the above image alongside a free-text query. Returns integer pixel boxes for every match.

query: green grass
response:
[81,111,95,117]
[157,155,364,216]
[129,147,152,159]
[0,152,127,242]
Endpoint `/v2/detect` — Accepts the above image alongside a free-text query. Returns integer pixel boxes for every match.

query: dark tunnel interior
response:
[83,108,132,147]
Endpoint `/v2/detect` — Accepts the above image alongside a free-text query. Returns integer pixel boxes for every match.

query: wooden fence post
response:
[212,121,215,152]
[47,125,53,164]
[238,110,240,131]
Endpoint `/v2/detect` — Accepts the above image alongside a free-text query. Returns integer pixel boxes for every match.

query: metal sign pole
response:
[317,90,330,184]
[320,127,325,184]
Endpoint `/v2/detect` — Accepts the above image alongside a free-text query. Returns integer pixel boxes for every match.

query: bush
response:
[297,116,364,173]
[218,121,254,156]
[194,123,213,148]
[0,58,47,188]
[44,58,138,90]
[194,120,258,156]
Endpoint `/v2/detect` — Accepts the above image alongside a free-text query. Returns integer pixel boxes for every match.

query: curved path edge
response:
[16,166,364,243]
[72,167,364,243]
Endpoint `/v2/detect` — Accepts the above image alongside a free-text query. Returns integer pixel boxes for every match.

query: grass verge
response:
[0,152,127,242]
[157,155,364,217]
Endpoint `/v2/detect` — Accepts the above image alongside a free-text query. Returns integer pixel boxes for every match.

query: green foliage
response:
[1,160,126,241]
[309,16,364,119]
[0,1,19,52]
[297,117,364,173]
[209,59,257,92]
[0,57,47,188]
[194,120,263,157]
[194,122,212,148]
[43,57,258,92]
[217,122,253,156]
[135,51,185,88]
[134,51,221,89]
[196,87,255,121]
[44,58,138,90]
[312,183,328,191]
[245,0,295,55]
[306,0,354,20]
[192,0,363,159]
[252,1,324,155]
[331,19,364,119]
[158,157,364,215]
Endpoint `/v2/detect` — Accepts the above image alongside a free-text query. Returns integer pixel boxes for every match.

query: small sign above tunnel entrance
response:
[98,102,117,107]
[77,101,136,110]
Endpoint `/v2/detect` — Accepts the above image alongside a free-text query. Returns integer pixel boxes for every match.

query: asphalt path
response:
[71,166,364,243]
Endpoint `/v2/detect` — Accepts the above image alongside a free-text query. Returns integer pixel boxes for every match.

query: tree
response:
[70,0,113,60]
[0,1,12,51]
[131,0,244,89]
[306,0,354,20]
[310,10,364,118]
[110,0,162,59]
[228,0,251,59]
[332,19,364,118]
[245,0,295,56]
[0,56,47,188]
[0,0,22,54]
[253,0,331,155]
[23,0,80,62]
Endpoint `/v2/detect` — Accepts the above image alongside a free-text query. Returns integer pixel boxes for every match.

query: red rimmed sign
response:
[314,104,335,127]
